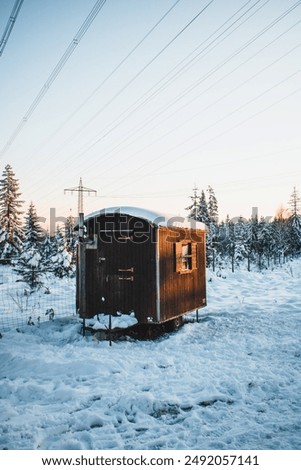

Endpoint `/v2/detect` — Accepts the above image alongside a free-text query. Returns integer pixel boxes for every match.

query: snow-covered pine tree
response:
[272,206,289,264]
[0,164,24,260]
[237,216,256,272]
[227,219,237,272]
[232,217,248,270]
[288,186,301,218]
[186,187,219,270]
[257,217,275,270]
[50,227,74,278]
[185,187,211,225]
[218,216,236,272]
[216,220,227,257]
[65,214,77,264]
[185,186,200,220]
[196,190,211,225]
[207,185,218,223]
[271,219,284,265]
[197,190,215,269]
[206,186,221,271]
[41,232,55,273]
[285,187,301,257]
[286,215,301,257]
[14,202,44,289]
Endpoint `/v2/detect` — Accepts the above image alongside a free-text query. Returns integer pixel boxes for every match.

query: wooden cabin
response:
[77,207,207,329]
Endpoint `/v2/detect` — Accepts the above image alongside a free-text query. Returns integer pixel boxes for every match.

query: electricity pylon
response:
[64,177,97,216]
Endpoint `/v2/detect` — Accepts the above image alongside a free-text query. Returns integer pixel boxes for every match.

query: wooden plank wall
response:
[80,214,206,324]
[158,227,206,322]
[83,214,157,322]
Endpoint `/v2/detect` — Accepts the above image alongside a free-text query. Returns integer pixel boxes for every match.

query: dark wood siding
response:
[158,226,206,322]
[83,213,157,323]
[78,211,206,325]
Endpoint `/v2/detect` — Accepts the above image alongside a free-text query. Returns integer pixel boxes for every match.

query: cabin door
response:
[99,235,135,314]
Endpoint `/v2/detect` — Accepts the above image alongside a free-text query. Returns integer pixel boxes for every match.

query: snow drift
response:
[0,260,301,450]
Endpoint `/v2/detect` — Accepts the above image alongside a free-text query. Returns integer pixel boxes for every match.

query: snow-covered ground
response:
[0,260,301,450]
[0,265,76,330]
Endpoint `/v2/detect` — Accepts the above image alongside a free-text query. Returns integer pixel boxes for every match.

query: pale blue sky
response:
[0,0,300,229]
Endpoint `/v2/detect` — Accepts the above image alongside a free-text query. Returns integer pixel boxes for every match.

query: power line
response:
[34,67,301,206]
[0,0,24,57]
[54,0,281,173]
[27,0,183,157]
[95,39,300,182]
[60,0,215,144]
[0,0,107,157]
[74,1,301,182]
[69,144,300,199]
[42,0,264,176]
[122,0,269,120]
[90,4,298,176]
[27,0,217,196]
[28,78,301,211]
[149,144,301,177]
[19,2,300,204]
[97,164,301,200]
[107,76,301,194]
[132,0,300,141]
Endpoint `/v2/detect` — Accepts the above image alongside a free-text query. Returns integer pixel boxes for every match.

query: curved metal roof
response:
[85,206,206,230]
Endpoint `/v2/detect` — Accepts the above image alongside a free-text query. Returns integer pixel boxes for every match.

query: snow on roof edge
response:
[85,206,206,230]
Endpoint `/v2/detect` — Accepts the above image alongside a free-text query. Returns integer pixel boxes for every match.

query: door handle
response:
[118,276,134,281]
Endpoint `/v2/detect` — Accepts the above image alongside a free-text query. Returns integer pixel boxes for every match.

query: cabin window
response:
[174,241,197,273]
[181,243,192,270]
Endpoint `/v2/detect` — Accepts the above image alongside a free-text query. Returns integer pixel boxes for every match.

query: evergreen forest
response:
[1,164,301,293]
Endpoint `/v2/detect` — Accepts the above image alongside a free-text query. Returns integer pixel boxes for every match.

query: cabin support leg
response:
[196,308,199,323]
[82,317,86,336]
[108,314,112,347]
